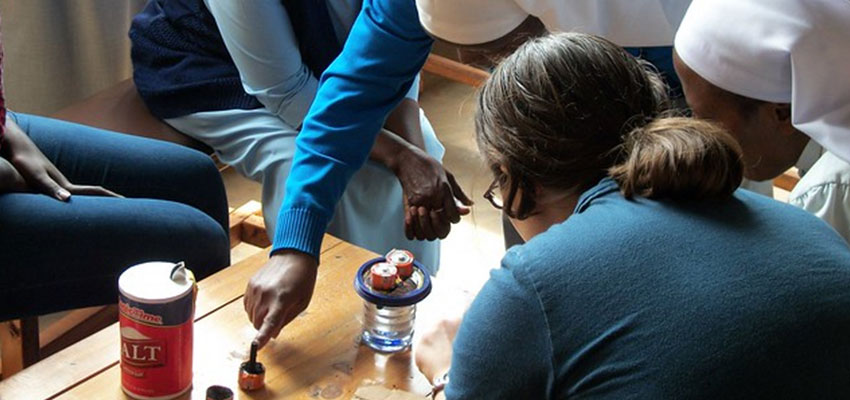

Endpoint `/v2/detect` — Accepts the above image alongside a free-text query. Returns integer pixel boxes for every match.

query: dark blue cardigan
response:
[130,0,341,119]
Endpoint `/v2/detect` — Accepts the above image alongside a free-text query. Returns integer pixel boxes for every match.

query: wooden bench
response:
[773,168,801,192]
[51,78,211,153]
[422,54,490,88]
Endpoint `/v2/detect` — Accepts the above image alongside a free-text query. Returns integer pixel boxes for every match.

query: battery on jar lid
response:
[386,249,415,280]
[370,262,398,291]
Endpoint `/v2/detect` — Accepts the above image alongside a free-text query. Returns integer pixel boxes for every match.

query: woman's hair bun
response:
[610,117,744,200]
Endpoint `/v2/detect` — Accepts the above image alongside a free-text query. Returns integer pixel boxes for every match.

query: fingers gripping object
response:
[238,342,266,391]
[354,250,432,353]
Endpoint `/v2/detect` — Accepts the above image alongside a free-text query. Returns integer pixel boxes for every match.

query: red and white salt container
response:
[119,261,196,399]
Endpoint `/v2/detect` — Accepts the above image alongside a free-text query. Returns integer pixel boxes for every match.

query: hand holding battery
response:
[244,249,318,349]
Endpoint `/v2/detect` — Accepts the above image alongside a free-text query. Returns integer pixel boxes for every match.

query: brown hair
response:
[610,117,743,199]
[476,33,743,219]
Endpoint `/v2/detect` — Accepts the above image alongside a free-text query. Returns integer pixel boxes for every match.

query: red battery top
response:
[370,262,399,291]
[386,249,415,279]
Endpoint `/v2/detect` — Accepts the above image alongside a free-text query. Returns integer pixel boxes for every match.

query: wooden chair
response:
[51,78,211,153]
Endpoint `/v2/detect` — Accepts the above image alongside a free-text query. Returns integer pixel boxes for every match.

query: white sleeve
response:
[204,0,318,127]
[789,153,850,243]
[404,73,421,101]
[789,183,850,243]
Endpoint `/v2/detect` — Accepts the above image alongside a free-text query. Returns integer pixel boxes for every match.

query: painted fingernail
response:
[56,189,71,201]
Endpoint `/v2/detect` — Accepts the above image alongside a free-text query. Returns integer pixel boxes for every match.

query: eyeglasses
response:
[483,177,504,210]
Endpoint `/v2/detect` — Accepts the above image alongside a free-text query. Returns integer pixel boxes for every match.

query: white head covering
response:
[675,0,850,163]
[415,0,689,47]
[415,0,529,45]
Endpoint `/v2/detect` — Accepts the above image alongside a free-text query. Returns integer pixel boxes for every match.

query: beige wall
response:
[0,0,147,115]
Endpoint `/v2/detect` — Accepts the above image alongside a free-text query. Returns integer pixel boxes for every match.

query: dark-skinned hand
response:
[1,119,120,199]
[393,145,472,241]
[245,250,318,349]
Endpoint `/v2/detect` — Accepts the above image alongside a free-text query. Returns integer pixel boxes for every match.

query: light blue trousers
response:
[166,108,444,273]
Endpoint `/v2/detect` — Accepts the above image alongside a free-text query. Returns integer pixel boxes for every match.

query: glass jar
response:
[354,257,432,353]
[361,302,416,352]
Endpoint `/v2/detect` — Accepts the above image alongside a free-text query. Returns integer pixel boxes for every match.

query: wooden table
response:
[0,235,432,399]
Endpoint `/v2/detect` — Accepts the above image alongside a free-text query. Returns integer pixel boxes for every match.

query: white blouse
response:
[745,141,850,243]
[417,0,691,47]
[789,143,850,243]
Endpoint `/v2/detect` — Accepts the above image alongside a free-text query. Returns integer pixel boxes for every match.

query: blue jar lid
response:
[354,257,432,307]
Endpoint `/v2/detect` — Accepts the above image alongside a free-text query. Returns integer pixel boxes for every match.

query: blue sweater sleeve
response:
[445,254,555,399]
[271,0,433,259]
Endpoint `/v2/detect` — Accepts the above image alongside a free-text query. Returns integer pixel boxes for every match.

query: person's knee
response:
[176,208,231,279]
[164,147,229,226]
[172,148,224,188]
[126,198,232,277]
[134,196,230,278]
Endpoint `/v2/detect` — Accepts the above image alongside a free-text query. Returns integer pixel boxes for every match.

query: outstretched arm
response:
[272,0,434,258]
[207,0,472,233]
[373,96,472,241]
[246,0,435,349]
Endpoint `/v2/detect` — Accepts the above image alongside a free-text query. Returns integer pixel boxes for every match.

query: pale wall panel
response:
[0,0,148,115]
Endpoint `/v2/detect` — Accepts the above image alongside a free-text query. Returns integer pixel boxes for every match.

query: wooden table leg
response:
[1,317,40,378]
[229,201,263,248]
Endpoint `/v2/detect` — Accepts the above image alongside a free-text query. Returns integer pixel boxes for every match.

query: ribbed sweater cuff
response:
[272,208,329,262]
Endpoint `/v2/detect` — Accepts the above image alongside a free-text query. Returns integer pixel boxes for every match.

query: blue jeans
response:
[0,113,230,320]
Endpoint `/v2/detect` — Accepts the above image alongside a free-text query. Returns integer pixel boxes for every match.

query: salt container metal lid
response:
[119,261,194,304]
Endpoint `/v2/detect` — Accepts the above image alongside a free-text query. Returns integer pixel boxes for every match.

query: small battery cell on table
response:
[239,342,266,391]
[206,385,233,400]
